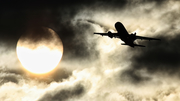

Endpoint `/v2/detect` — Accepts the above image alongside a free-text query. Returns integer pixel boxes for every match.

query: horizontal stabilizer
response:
[134,44,145,47]
[121,43,145,47]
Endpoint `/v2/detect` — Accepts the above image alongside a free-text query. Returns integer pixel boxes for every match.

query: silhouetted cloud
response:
[38,84,84,101]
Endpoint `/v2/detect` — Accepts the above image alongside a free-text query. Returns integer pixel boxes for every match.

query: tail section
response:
[134,44,145,47]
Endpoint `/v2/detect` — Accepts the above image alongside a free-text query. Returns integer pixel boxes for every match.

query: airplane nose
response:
[115,22,121,30]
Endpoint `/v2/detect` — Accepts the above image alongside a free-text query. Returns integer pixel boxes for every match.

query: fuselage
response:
[115,22,135,47]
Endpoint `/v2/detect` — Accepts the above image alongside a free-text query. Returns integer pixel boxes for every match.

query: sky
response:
[1,0,180,101]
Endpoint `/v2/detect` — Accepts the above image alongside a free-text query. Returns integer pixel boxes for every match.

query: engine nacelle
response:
[108,31,113,38]
[130,32,136,41]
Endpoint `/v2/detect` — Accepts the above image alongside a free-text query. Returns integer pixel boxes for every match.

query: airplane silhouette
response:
[94,22,160,47]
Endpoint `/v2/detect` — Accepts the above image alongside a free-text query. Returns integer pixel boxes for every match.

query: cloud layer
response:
[1,0,180,101]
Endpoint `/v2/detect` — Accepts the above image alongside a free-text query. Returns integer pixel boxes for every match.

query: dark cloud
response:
[0,74,19,85]
[49,68,72,82]
[119,34,180,83]
[120,69,151,84]
[20,27,54,42]
[0,67,24,85]
[129,34,180,75]
[77,19,112,32]
[38,84,85,101]
[0,9,25,43]
[0,1,100,62]
[0,0,168,62]
[57,19,99,61]
[0,0,167,41]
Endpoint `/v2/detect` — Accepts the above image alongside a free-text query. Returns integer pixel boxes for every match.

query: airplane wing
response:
[94,32,119,38]
[135,35,160,41]
[94,33,109,36]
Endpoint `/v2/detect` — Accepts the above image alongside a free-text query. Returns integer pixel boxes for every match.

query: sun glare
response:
[16,46,62,74]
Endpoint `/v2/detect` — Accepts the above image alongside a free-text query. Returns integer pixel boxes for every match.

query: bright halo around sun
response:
[16,27,63,74]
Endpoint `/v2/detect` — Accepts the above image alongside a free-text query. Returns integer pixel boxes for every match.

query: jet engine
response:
[130,32,136,41]
[108,31,113,38]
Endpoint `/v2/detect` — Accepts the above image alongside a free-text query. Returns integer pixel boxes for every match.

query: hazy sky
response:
[1,0,180,101]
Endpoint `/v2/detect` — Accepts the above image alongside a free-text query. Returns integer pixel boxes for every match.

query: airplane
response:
[94,22,160,47]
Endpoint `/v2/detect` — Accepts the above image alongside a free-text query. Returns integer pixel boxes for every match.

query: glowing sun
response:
[16,27,63,74]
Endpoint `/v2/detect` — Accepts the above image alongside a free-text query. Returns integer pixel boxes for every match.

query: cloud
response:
[124,1,180,77]
[0,68,20,85]
[120,68,152,84]
[1,0,180,101]
[38,84,84,101]
[130,35,180,74]
[56,18,100,62]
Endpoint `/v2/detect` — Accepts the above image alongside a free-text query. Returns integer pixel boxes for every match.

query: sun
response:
[16,46,62,74]
[16,27,63,74]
